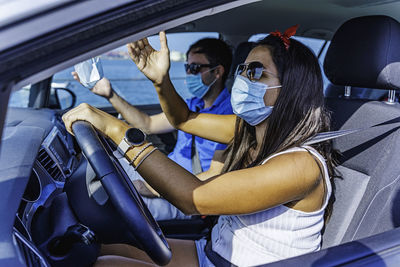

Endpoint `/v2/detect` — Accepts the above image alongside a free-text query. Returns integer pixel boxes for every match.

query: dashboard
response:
[2,107,150,266]
[1,107,177,266]
[1,107,79,266]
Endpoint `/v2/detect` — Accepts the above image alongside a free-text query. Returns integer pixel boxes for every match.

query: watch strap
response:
[114,138,131,159]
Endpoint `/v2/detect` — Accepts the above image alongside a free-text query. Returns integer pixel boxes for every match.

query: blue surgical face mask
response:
[231,75,282,126]
[185,68,217,98]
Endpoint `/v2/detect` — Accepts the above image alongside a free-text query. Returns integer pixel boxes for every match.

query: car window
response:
[248,34,331,91]
[9,84,31,108]
[51,32,219,108]
[316,40,332,92]
[249,34,325,56]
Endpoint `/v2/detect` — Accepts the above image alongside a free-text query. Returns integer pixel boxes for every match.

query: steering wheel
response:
[72,121,171,266]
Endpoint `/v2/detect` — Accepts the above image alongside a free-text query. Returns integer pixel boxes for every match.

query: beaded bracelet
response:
[129,142,153,166]
[134,147,158,171]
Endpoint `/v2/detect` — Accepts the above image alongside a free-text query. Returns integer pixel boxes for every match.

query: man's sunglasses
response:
[184,63,216,75]
[235,61,277,82]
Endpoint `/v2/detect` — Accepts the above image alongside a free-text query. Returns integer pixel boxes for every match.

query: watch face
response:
[126,128,146,145]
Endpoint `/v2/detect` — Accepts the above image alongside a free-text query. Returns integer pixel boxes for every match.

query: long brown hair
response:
[222,35,336,220]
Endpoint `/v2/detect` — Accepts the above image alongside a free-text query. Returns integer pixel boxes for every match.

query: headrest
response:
[228,41,255,76]
[323,16,400,90]
[226,41,255,90]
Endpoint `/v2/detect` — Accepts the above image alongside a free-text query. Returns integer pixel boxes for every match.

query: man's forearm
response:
[108,90,152,133]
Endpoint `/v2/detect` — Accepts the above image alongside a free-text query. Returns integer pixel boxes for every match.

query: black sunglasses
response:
[235,61,277,82]
[184,63,216,75]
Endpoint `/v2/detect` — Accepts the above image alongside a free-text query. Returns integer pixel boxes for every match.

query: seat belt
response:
[305,128,362,145]
[305,117,400,145]
[191,105,203,175]
[191,119,400,174]
[191,135,203,175]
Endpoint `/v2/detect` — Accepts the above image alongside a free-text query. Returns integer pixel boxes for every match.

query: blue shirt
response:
[168,88,233,173]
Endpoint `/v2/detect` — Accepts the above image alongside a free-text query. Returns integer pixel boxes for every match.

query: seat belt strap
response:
[191,106,203,175]
[305,117,400,145]
[305,128,363,145]
[191,135,203,175]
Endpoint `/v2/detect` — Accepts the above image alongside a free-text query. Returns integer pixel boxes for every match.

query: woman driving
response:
[63,26,335,266]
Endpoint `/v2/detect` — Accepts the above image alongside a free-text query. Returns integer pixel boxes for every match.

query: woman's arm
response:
[63,105,322,215]
[127,32,236,144]
[139,148,323,215]
[61,105,323,215]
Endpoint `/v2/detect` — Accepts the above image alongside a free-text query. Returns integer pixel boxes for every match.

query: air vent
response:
[37,148,63,181]
[14,230,49,267]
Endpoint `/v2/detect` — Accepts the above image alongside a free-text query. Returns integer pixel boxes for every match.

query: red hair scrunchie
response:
[270,24,299,50]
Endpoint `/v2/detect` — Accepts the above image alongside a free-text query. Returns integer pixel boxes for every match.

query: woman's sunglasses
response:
[235,61,277,82]
[184,63,216,75]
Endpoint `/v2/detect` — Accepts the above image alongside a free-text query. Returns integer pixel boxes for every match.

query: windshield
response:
[9,32,219,109]
[9,33,331,109]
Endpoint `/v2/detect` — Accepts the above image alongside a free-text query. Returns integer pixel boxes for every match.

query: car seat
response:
[225,41,255,90]
[321,15,400,248]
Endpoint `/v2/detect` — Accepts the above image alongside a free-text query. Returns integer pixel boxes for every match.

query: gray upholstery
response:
[322,99,400,248]
[324,15,400,90]
[323,165,370,247]
[322,15,400,249]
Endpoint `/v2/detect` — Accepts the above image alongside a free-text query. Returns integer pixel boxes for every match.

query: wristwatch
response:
[114,128,146,159]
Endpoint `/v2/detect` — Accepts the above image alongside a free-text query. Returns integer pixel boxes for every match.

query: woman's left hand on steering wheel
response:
[63,103,128,142]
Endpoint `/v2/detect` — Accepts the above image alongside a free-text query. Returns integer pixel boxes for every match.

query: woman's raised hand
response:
[127,31,170,86]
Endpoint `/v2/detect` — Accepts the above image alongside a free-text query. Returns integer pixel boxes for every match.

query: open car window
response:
[9,84,31,108]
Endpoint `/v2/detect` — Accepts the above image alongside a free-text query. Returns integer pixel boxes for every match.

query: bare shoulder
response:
[262,150,323,194]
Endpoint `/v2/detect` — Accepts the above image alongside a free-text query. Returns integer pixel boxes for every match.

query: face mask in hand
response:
[185,68,217,98]
[231,75,282,126]
[74,57,104,89]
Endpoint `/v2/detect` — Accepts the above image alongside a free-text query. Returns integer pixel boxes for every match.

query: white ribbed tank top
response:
[211,146,332,266]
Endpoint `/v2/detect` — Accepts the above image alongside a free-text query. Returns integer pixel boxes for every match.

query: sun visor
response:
[323,15,400,90]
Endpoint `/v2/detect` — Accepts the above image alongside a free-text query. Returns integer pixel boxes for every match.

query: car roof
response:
[3,0,400,51]
[173,0,400,40]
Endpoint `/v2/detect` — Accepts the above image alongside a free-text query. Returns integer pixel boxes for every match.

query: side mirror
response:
[52,87,76,110]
